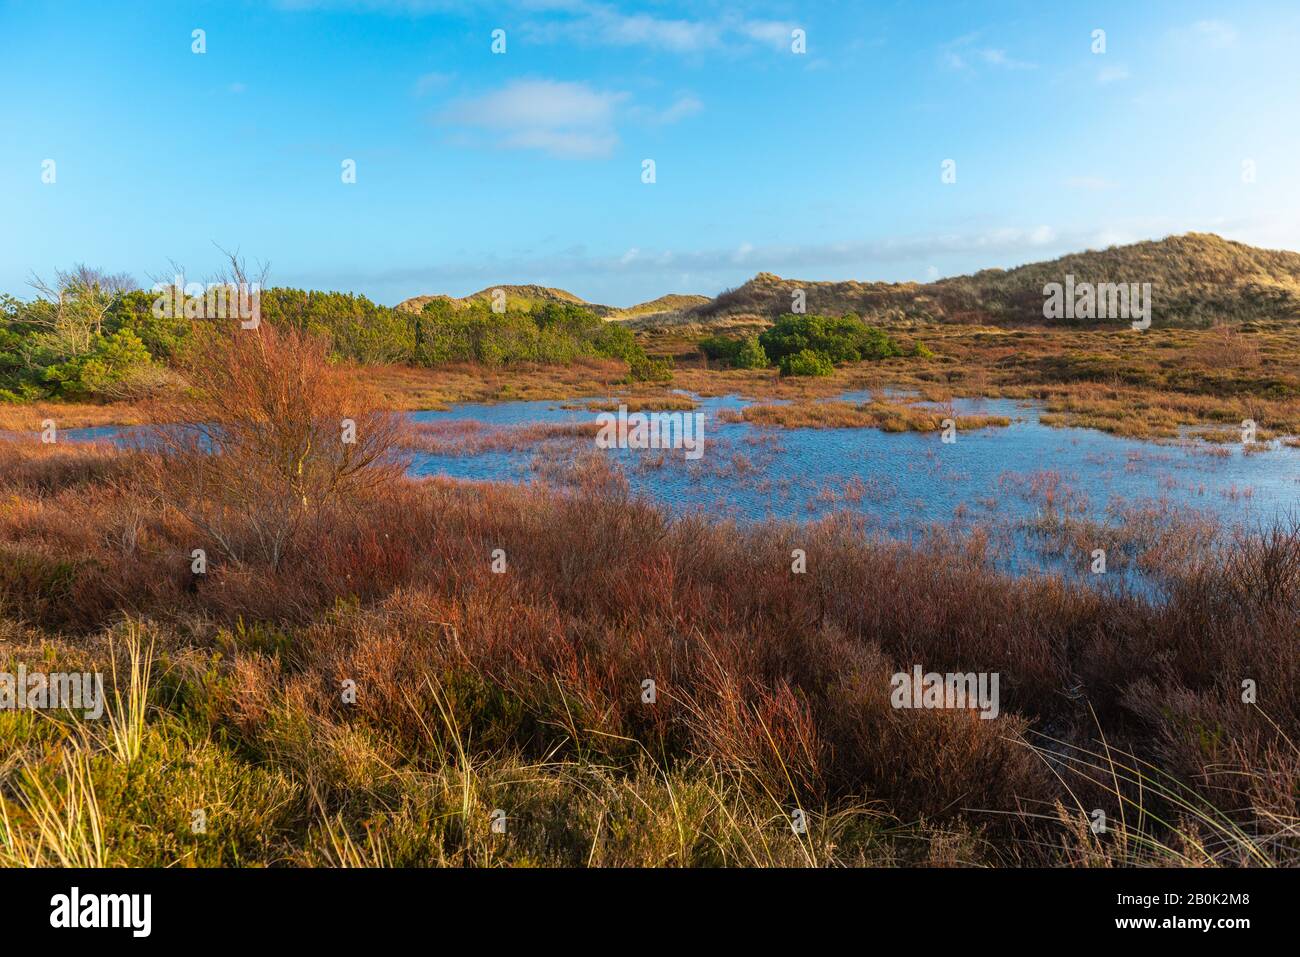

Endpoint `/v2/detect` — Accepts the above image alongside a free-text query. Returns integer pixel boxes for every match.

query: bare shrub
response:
[152,321,407,568]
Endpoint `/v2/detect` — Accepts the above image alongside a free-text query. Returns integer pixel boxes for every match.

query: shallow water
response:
[406,393,1299,528]
[62,392,1300,583]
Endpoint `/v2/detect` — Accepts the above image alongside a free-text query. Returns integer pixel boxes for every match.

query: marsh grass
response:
[0,749,106,867]
[403,420,601,457]
[721,398,1011,433]
[1,442,1293,866]
[9,322,1300,443]
[1023,712,1299,867]
[105,621,154,764]
[0,328,1296,869]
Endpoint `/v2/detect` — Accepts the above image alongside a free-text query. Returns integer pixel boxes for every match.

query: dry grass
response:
[0,434,1295,866]
[0,327,1294,868]
[645,322,1300,439]
[364,358,634,410]
[0,398,166,432]
[402,420,602,456]
[720,398,1011,432]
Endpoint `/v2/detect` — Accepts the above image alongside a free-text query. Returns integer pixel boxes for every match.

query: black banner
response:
[0,867,1276,943]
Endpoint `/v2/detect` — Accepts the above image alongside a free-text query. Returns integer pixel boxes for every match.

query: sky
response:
[3,0,1300,307]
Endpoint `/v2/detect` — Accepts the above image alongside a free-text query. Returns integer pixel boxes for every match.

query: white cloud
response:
[942,33,1037,72]
[736,19,800,50]
[1192,19,1238,49]
[274,0,465,12]
[439,79,625,157]
[640,93,702,125]
[1064,176,1117,191]
[501,128,619,159]
[439,79,699,158]
[412,71,452,96]
[522,4,800,55]
[585,9,716,52]
[444,79,626,131]
[327,225,1107,293]
[978,48,1035,70]
[278,2,802,57]
[1096,65,1130,85]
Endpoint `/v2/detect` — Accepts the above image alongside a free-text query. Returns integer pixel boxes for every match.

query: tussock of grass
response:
[403,420,602,456]
[1,750,105,868]
[722,399,1011,433]
[573,394,699,412]
[105,621,153,765]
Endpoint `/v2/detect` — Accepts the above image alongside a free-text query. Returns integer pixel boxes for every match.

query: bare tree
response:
[23,264,137,360]
[211,244,270,290]
[151,320,407,568]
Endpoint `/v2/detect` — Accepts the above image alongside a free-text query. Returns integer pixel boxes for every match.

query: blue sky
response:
[3,0,1299,306]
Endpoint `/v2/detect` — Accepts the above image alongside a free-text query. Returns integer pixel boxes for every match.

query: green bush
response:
[760,313,901,367]
[41,328,158,399]
[698,334,770,369]
[0,267,673,398]
[699,335,743,364]
[263,289,414,365]
[779,349,835,377]
[106,290,193,361]
[1,276,174,400]
[416,299,668,379]
[627,353,674,382]
[734,335,770,369]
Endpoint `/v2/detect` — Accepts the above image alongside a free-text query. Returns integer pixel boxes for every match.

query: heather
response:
[0,328,1294,867]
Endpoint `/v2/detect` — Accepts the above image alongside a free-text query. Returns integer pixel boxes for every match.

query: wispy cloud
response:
[556,7,716,52]
[942,33,1037,72]
[1096,65,1130,85]
[1191,19,1238,49]
[521,3,798,54]
[631,92,703,125]
[438,78,698,158]
[735,18,800,51]
[328,225,1080,291]
[274,0,465,12]
[1064,175,1117,192]
[443,79,626,131]
[412,71,453,96]
[501,128,620,159]
[275,1,801,55]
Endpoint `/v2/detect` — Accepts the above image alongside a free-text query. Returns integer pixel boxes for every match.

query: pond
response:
[66,391,1300,585]
[408,393,1297,518]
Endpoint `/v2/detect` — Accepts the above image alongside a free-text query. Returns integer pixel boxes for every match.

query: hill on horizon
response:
[397,284,607,316]
[395,233,1300,334]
